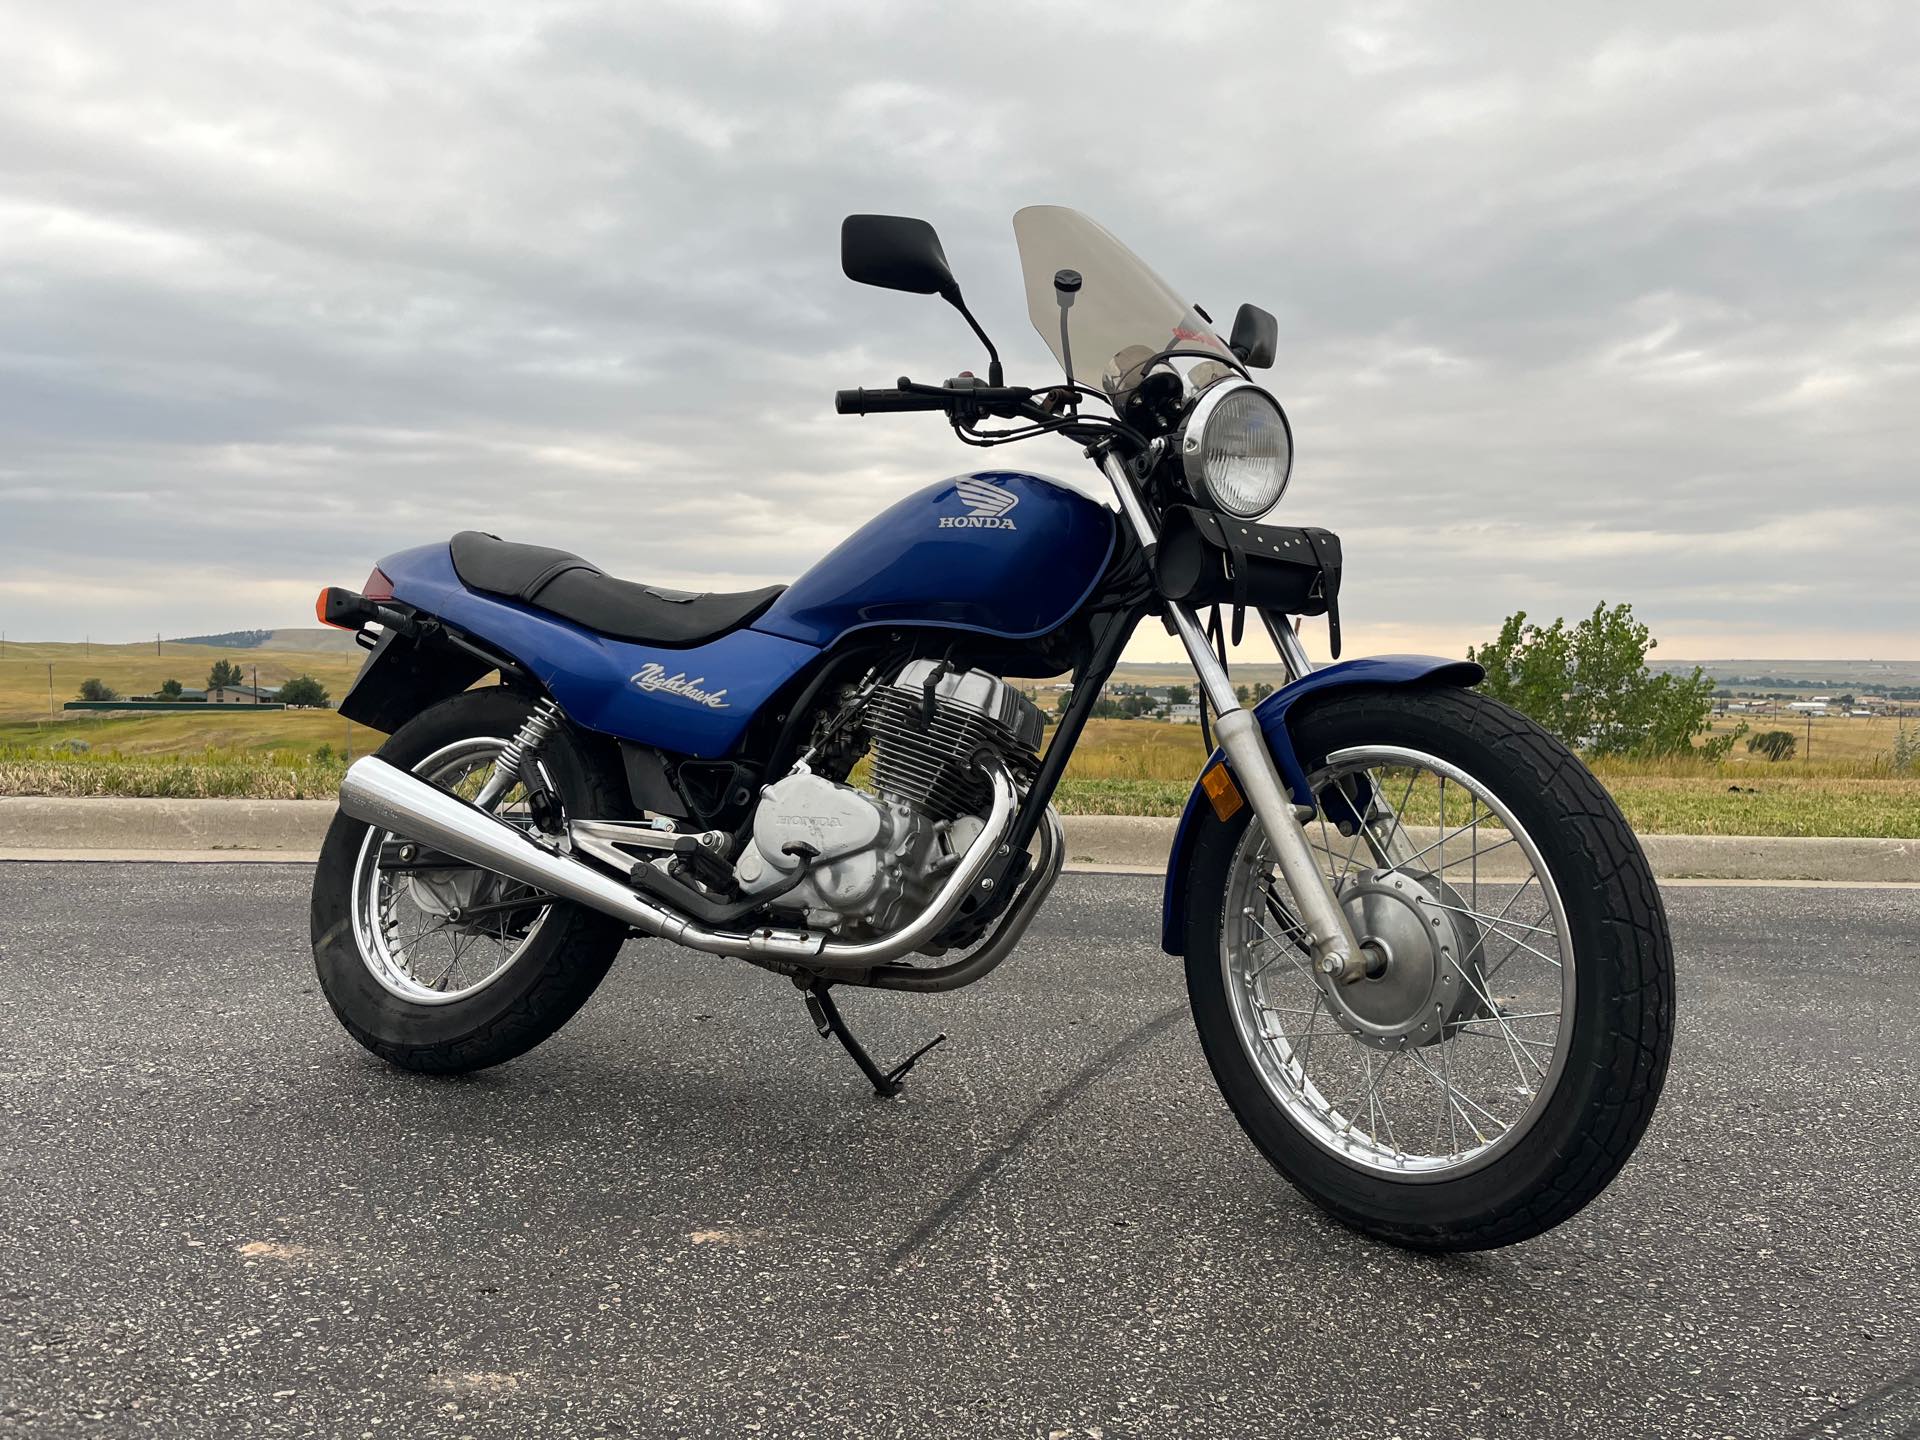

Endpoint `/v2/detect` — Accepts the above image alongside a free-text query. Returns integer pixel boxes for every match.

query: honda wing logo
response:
[939,476,1019,531]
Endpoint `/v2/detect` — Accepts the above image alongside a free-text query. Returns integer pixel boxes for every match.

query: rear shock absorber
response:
[474,698,563,815]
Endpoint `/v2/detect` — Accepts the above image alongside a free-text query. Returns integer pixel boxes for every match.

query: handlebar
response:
[835,377,1038,418]
[834,387,953,415]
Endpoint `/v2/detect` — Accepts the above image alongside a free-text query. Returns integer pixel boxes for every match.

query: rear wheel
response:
[310,688,629,1074]
[1183,685,1673,1249]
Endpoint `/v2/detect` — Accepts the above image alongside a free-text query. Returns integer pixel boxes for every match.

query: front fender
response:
[1158,655,1484,954]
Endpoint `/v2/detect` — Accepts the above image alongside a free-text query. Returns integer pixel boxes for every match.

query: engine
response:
[732,660,1045,934]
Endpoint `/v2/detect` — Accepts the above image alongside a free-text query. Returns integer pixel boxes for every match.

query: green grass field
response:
[2,641,1916,836]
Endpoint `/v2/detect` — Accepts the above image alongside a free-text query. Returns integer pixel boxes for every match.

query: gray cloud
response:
[1,0,1915,658]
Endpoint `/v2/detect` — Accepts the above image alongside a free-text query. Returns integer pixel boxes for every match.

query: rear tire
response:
[1183,685,1673,1249]
[309,688,629,1074]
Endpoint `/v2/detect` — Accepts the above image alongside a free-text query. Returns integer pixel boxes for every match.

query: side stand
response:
[801,980,946,1099]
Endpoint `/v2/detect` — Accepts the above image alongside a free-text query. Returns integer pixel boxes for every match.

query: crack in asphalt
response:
[879,1003,1189,1272]
[1784,1359,1920,1438]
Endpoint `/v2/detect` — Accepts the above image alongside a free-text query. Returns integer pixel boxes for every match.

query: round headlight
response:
[1179,380,1293,519]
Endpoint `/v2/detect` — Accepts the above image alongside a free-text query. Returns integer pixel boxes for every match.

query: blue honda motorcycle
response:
[311,207,1673,1249]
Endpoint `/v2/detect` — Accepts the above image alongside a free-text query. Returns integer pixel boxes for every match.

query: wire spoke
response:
[1224,747,1570,1174]
[1407,1044,1503,1141]
[1454,964,1548,1082]
[1449,1026,1559,1052]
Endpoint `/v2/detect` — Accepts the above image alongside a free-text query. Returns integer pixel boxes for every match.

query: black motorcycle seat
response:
[449,531,785,649]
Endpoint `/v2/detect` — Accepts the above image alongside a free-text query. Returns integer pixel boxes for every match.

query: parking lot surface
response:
[2,863,1917,1438]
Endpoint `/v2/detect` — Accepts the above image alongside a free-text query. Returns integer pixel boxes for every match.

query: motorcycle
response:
[310,207,1674,1249]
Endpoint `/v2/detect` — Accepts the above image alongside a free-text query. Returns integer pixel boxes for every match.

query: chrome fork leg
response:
[1090,446,1360,978]
[1166,600,1361,979]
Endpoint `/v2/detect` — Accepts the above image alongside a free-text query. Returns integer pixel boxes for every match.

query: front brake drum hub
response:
[1324,868,1482,1050]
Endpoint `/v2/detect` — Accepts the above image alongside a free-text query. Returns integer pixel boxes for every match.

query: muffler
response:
[335,754,1018,972]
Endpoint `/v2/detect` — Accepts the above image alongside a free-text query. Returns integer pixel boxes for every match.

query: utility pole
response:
[48,664,54,715]
[1806,711,1813,762]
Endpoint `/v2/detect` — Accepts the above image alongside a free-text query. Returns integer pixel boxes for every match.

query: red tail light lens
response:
[361,566,395,602]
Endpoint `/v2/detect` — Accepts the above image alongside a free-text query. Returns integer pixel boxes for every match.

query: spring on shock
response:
[492,698,563,784]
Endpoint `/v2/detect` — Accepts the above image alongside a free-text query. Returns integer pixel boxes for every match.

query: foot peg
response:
[801,980,946,1098]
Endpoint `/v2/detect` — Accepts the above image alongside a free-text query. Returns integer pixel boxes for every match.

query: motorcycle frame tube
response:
[865,807,1064,992]
[1094,448,1361,977]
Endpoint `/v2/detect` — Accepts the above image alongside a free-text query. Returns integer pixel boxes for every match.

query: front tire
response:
[310,688,629,1075]
[1183,685,1673,1249]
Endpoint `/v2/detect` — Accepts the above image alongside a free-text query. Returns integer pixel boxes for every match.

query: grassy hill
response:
[0,635,377,772]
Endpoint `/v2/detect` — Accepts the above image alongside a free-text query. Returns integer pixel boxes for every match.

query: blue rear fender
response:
[1158,655,1484,955]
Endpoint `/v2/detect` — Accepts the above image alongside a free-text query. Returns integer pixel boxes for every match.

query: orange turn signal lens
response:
[1200,762,1245,822]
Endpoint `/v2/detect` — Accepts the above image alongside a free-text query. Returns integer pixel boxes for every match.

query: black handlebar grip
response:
[835,387,949,415]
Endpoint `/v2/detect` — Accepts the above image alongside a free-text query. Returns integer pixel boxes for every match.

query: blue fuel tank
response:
[752,470,1116,648]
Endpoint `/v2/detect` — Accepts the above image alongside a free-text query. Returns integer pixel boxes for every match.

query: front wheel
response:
[1183,685,1673,1250]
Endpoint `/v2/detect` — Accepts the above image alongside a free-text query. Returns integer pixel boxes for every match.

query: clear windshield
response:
[1013,206,1235,401]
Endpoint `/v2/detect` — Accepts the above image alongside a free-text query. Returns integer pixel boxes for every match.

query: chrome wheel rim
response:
[1220,745,1575,1180]
[349,737,557,1005]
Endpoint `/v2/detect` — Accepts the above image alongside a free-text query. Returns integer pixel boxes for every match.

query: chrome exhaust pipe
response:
[866,807,1063,992]
[336,753,1019,971]
[337,753,749,946]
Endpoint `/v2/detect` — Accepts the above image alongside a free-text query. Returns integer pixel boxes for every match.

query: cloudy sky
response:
[3,1,1916,662]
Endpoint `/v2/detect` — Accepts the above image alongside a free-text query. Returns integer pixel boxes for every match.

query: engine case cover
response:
[734,771,924,933]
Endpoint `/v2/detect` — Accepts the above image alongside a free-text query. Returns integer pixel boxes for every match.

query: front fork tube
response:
[1165,601,1362,980]
[1095,448,1362,981]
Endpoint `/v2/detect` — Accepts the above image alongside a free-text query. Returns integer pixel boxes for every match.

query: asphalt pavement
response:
[2,863,1917,1439]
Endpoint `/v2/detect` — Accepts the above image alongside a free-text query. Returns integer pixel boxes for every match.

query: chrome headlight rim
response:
[1178,378,1294,519]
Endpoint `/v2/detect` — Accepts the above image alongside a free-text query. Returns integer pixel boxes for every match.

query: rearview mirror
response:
[841,214,958,298]
[1229,302,1278,369]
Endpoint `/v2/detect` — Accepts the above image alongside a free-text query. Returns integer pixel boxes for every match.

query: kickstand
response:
[801,980,946,1099]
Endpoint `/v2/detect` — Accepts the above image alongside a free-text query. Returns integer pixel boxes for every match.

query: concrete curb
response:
[0,797,1914,883]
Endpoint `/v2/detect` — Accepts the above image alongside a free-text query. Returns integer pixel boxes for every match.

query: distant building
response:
[1168,702,1201,724]
[205,683,279,705]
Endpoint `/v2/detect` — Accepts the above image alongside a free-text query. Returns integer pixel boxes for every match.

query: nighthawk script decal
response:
[937,476,1019,530]
[630,663,730,709]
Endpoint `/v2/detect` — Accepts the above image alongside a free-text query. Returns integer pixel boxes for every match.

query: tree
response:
[1468,602,1716,758]
[1235,683,1251,704]
[277,675,331,708]
[156,678,183,698]
[207,659,244,690]
[1168,684,1192,708]
[1838,694,1856,710]
[1748,730,1797,762]
[76,677,119,702]
[1251,681,1274,702]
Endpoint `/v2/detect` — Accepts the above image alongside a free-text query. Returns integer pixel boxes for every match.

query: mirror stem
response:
[1053,268,1082,399]
[943,287,1003,387]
